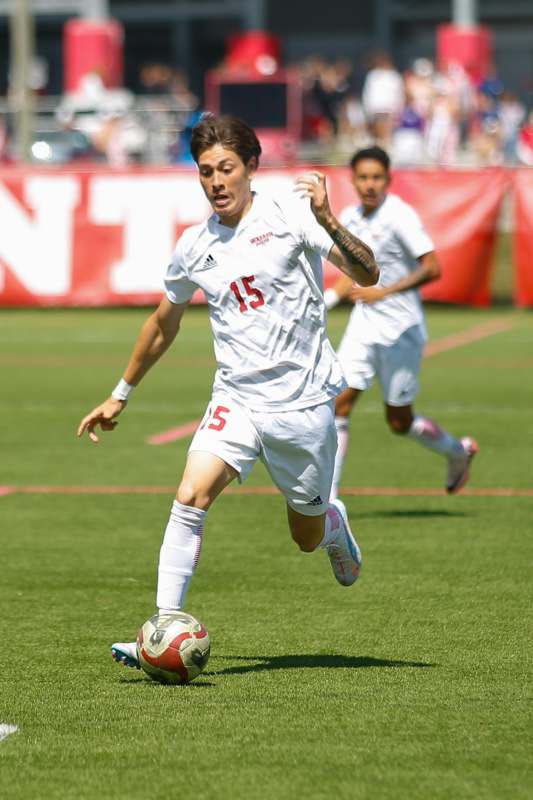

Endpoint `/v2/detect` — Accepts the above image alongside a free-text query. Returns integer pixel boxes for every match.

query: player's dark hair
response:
[349,146,390,172]
[190,113,262,166]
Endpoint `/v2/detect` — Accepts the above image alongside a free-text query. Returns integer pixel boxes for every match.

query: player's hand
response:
[77,397,126,444]
[350,285,387,304]
[293,171,332,227]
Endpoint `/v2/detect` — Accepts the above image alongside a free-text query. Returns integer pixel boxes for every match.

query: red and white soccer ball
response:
[136,611,211,685]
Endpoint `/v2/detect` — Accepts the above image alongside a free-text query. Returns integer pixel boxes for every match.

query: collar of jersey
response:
[213,191,261,236]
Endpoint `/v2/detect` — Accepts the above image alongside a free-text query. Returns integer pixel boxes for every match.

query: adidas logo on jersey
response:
[307,495,324,506]
[202,253,217,269]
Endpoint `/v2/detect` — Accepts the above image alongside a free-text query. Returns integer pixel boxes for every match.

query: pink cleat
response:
[446,437,479,494]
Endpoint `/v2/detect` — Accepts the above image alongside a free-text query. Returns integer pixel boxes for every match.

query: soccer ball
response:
[136,611,211,685]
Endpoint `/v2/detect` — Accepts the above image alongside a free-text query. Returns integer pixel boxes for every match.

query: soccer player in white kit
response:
[325,146,478,498]
[76,115,380,670]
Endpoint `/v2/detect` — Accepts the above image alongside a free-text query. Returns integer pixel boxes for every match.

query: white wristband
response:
[323,288,340,310]
[111,378,134,401]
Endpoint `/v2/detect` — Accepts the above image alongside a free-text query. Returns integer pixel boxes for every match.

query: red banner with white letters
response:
[0,165,508,307]
[512,169,533,307]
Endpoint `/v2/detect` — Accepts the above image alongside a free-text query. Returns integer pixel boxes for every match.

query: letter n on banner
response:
[391,169,509,307]
[512,169,533,307]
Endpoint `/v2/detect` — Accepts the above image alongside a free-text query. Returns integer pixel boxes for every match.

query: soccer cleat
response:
[111,641,140,669]
[446,436,479,494]
[325,499,362,586]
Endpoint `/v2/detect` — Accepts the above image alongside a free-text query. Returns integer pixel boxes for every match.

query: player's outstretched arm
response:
[351,251,441,304]
[77,297,188,444]
[294,171,379,287]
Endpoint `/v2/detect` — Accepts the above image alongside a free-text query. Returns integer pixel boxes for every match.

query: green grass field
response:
[1,305,532,800]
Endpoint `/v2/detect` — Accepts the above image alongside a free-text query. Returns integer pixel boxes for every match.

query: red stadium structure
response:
[63,18,124,93]
[436,23,492,85]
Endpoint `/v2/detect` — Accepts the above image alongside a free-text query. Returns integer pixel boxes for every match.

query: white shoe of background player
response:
[326,499,362,586]
[111,641,140,669]
[446,436,479,494]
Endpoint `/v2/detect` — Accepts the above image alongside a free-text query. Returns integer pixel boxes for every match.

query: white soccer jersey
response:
[165,190,347,412]
[340,193,434,345]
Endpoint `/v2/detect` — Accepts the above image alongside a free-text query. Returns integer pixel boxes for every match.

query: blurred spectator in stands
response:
[139,63,173,95]
[425,64,467,165]
[404,58,436,125]
[479,64,504,104]
[516,110,533,166]
[300,55,335,141]
[91,106,147,166]
[171,109,203,164]
[499,91,526,163]
[0,115,10,162]
[91,109,130,166]
[470,89,503,165]
[336,93,368,151]
[170,68,199,113]
[392,104,426,165]
[361,51,404,147]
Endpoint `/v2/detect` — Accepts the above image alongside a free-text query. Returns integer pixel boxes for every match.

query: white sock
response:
[331,416,350,500]
[407,415,464,458]
[156,500,206,613]
[319,503,344,548]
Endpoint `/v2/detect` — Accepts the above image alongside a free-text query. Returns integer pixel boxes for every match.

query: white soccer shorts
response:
[337,323,425,406]
[188,394,337,516]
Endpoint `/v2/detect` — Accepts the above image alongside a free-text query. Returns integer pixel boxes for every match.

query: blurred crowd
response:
[298,50,533,167]
[1,49,533,167]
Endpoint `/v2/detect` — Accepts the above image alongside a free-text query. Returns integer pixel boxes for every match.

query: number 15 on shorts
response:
[199,404,230,432]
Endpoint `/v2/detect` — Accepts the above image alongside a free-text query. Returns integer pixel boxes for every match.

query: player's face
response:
[351,158,390,212]
[197,144,257,227]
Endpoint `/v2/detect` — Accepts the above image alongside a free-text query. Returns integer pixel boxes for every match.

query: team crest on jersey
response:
[307,495,324,506]
[202,253,218,269]
[250,232,274,246]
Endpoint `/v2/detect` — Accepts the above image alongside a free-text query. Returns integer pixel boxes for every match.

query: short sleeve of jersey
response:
[164,236,198,304]
[392,201,434,259]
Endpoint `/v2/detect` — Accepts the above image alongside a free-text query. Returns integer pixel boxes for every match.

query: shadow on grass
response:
[206,653,435,676]
[117,674,216,687]
[354,509,469,520]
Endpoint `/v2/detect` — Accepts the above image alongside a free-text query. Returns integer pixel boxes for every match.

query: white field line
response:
[0,723,18,742]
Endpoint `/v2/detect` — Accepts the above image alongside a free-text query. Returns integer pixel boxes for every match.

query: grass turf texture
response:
[1,305,532,799]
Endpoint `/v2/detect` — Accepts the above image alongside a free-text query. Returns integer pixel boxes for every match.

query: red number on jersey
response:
[207,405,230,431]
[229,281,247,313]
[242,276,265,309]
[229,276,265,312]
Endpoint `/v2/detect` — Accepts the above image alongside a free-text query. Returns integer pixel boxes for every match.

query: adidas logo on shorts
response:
[203,253,217,270]
[307,495,323,506]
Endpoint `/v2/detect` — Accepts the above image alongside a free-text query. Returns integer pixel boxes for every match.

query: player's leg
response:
[331,387,362,500]
[403,413,478,493]
[332,327,376,499]
[260,400,361,586]
[379,326,478,493]
[156,451,238,616]
[112,396,260,668]
[156,396,259,613]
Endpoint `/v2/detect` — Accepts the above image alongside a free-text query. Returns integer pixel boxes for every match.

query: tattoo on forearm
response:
[330,225,377,279]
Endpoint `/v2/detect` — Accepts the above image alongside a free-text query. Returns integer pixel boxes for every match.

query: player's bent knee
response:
[176,482,211,510]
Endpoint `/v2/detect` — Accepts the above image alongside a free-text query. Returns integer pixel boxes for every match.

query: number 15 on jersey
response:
[229,276,265,313]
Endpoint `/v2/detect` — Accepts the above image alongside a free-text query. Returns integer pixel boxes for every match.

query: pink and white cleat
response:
[446,437,479,494]
[325,499,362,586]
